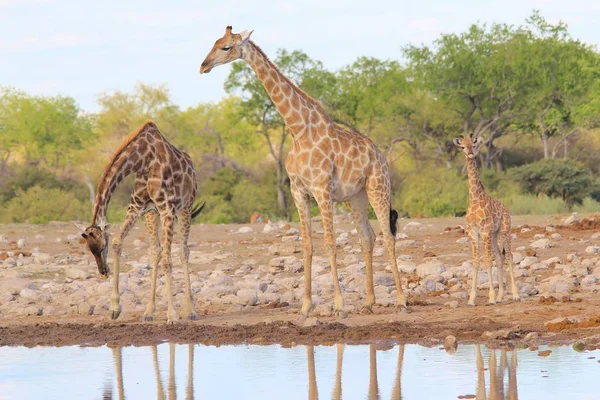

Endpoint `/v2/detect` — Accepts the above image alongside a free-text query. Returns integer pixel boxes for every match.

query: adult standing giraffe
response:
[200,26,406,318]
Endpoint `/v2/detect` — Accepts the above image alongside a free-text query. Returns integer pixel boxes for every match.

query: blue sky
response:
[1,0,599,113]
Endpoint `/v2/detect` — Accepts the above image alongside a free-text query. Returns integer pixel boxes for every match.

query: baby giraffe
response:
[78,121,204,323]
[453,135,520,305]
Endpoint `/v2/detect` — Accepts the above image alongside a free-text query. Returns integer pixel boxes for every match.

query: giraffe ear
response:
[473,136,481,145]
[452,138,463,147]
[240,30,254,44]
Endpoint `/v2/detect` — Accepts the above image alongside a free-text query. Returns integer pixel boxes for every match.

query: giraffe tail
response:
[390,208,399,237]
[191,200,206,220]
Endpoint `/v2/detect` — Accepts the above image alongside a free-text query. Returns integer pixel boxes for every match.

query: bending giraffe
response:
[78,121,204,323]
[453,135,519,305]
[200,26,406,317]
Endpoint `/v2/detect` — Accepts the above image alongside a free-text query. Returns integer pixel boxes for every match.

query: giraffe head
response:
[199,26,253,74]
[453,135,481,159]
[77,222,110,279]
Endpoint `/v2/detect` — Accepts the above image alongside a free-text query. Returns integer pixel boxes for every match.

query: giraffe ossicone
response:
[201,27,407,318]
[79,121,204,323]
[454,135,520,305]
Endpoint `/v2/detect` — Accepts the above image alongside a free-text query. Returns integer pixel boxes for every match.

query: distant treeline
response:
[1,11,599,224]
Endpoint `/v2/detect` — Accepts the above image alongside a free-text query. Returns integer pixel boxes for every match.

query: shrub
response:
[0,185,90,224]
[398,169,468,217]
[510,159,598,208]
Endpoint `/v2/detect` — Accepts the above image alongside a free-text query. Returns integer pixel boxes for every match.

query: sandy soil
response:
[1,213,600,348]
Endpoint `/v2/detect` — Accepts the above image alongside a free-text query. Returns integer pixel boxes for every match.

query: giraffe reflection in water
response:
[475,344,519,400]
[104,343,195,400]
[307,344,518,400]
[307,343,405,400]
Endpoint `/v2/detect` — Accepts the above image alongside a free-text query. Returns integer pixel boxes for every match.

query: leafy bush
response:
[510,159,598,208]
[398,169,468,217]
[0,185,90,224]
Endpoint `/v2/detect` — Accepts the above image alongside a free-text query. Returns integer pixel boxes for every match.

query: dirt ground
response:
[1,213,600,348]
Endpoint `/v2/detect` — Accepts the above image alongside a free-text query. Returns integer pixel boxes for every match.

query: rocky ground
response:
[1,213,600,347]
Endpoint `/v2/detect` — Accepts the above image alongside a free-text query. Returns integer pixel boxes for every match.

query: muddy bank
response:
[2,296,600,347]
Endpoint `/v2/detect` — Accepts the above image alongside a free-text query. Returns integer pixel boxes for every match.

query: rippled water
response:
[0,342,598,399]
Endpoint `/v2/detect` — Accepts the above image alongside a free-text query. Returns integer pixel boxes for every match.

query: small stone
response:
[520,257,539,267]
[403,221,422,230]
[545,226,556,232]
[534,234,546,239]
[572,341,586,352]
[592,233,600,240]
[416,261,446,278]
[524,332,539,342]
[443,335,458,354]
[563,214,580,225]
[263,224,279,233]
[445,300,459,309]
[238,226,253,234]
[456,237,469,244]
[585,246,600,255]
[530,239,553,249]
[17,238,27,248]
[551,233,562,240]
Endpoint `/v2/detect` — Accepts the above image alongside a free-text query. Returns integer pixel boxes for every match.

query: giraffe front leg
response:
[482,234,496,305]
[468,231,480,306]
[160,212,178,324]
[109,207,140,320]
[143,211,161,322]
[180,207,197,321]
[315,191,345,318]
[292,189,314,320]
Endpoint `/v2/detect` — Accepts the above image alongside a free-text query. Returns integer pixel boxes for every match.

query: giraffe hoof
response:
[467,301,476,307]
[513,296,521,302]
[332,310,348,319]
[488,301,497,305]
[142,314,154,322]
[110,310,121,320]
[296,314,308,325]
[360,306,373,315]
[187,313,198,321]
[397,305,412,314]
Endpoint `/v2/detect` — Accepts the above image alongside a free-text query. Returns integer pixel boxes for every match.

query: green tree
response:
[511,159,597,207]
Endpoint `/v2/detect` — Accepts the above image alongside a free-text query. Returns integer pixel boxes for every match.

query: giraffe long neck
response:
[92,131,152,225]
[242,41,329,139]
[465,156,485,201]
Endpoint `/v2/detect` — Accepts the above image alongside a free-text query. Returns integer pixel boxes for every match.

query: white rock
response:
[395,233,408,239]
[545,226,556,232]
[238,226,253,234]
[65,267,90,280]
[520,257,539,267]
[530,239,553,249]
[592,233,600,240]
[581,275,598,287]
[397,262,417,274]
[530,263,548,272]
[456,237,469,244]
[445,301,459,309]
[550,233,563,240]
[17,238,27,248]
[533,234,546,239]
[373,247,385,257]
[397,240,418,248]
[563,214,580,225]
[403,221,422,230]
[261,223,276,233]
[543,256,561,266]
[2,257,16,267]
[593,266,600,280]
[416,262,446,278]
[512,252,524,264]
[585,246,600,255]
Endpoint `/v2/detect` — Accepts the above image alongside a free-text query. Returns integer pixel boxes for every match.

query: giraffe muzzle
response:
[200,62,212,74]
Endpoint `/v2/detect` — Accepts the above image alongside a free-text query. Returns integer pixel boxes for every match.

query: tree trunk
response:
[541,131,550,159]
